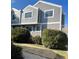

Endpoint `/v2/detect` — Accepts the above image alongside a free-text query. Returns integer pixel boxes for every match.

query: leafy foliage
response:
[53,31,68,50]
[42,29,68,50]
[32,36,42,45]
[12,27,32,43]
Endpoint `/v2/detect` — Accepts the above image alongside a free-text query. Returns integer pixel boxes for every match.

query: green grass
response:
[52,49,68,59]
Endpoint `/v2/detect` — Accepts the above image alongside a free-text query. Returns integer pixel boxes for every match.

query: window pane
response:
[37,25,40,31]
[12,14,16,20]
[32,25,40,31]
[26,26,32,31]
[25,12,32,18]
[45,10,53,17]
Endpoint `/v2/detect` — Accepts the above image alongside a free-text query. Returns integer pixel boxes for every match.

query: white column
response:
[40,24,42,31]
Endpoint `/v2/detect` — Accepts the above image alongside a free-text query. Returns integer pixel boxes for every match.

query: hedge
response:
[53,31,68,50]
[32,36,42,45]
[42,29,68,50]
[11,27,32,43]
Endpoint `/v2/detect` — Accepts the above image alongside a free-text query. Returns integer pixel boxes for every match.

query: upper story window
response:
[44,9,54,18]
[25,12,32,18]
[12,14,16,20]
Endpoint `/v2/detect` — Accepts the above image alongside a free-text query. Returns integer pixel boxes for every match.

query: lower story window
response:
[26,26,32,31]
[26,25,40,31]
[36,25,40,31]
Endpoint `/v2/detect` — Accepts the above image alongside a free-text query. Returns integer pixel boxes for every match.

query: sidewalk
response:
[14,43,65,59]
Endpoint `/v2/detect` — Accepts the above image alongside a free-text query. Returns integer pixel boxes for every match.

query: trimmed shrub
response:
[42,29,68,50]
[12,27,32,43]
[11,43,23,59]
[53,31,68,50]
[32,36,42,45]
[42,29,59,48]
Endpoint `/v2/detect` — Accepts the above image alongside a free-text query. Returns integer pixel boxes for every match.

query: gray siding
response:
[21,6,38,24]
[47,23,60,30]
[40,23,60,30]
[34,2,61,23]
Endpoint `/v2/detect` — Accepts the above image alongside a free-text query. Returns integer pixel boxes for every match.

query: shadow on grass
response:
[11,43,24,59]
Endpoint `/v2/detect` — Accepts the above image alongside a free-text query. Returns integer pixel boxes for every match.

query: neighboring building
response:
[11,1,64,36]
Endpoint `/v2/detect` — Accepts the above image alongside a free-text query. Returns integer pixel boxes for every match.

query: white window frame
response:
[25,11,33,18]
[44,9,54,18]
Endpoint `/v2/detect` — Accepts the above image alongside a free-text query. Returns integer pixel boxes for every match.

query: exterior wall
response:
[34,1,62,23]
[11,8,20,25]
[21,5,38,24]
[40,23,60,31]
[47,23,60,30]
[31,31,41,37]
[11,1,63,36]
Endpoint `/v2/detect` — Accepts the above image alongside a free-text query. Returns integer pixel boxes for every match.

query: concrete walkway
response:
[22,51,47,59]
[14,43,64,59]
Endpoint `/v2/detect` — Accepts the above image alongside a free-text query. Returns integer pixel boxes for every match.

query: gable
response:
[11,8,20,19]
[23,5,38,11]
[34,1,62,8]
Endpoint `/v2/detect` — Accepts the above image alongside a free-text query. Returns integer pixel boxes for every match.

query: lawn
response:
[52,49,68,59]
[14,43,68,59]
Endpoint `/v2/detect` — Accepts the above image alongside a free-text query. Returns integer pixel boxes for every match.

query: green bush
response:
[32,36,42,45]
[53,31,68,50]
[42,29,59,48]
[42,29,68,50]
[11,43,23,59]
[12,27,32,43]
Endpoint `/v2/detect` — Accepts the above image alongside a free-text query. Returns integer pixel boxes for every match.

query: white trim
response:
[33,1,62,8]
[12,8,19,12]
[60,6,62,30]
[40,24,42,31]
[23,5,38,11]
[38,22,60,24]
[11,22,60,25]
[44,9,54,18]
[11,24,21,26]
[24,11,33,19]
[21,22,37,25]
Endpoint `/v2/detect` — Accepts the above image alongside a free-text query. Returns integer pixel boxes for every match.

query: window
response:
[12,14,16,20]
[25,12,32,18]
[36,25,40,31]
[33,25,40,31]
[26,26,32,31]
[45,10,54,17]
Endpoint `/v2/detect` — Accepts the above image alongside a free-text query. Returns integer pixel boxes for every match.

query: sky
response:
[11,0,68,27]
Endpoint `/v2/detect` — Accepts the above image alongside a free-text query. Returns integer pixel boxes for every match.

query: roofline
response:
[23,5,38,11]
[33,1,62,8]
[12,8,19,11]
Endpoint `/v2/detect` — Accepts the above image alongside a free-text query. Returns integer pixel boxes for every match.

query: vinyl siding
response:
[47,23,60,30]
[34,2,61,23]
[21,6,38,24]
